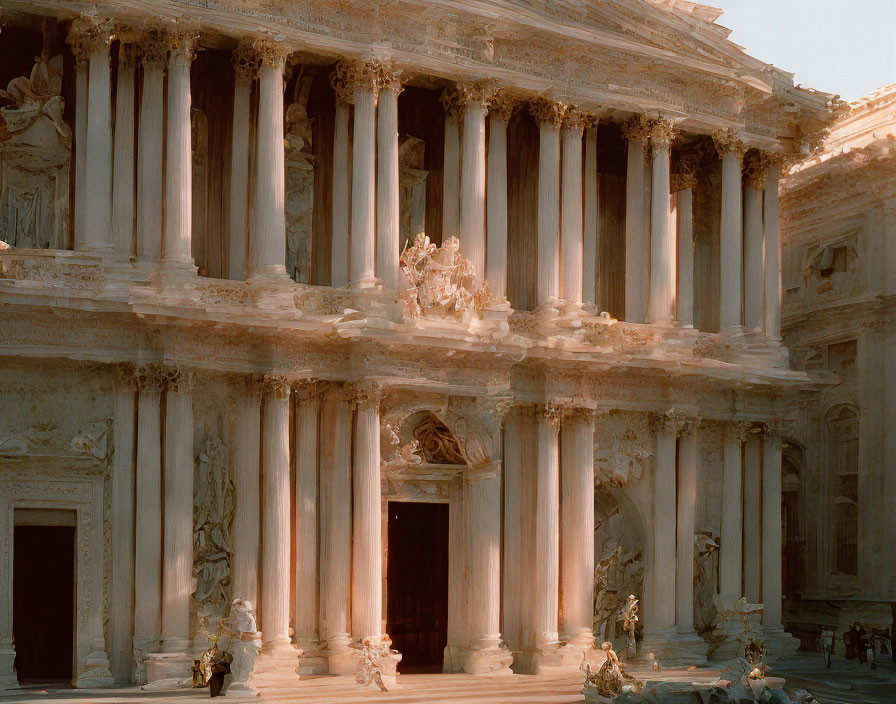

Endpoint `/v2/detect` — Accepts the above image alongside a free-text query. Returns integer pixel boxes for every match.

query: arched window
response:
[826,405,859,575]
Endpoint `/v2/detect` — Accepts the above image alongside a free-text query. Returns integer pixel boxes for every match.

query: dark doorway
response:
[14,525,75,682]
[386,501,449,673]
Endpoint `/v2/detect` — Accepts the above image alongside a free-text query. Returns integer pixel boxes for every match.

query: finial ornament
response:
[529,98,568,128]
[713,128,748,160]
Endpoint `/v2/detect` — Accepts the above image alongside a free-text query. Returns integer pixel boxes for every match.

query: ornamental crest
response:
[398,234,490,323]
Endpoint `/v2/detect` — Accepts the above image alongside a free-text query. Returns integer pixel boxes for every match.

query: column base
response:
[142,651,192,690]
[0,645,17,690]
[637,628,708,666]
[248,265,289,279]
[706,596,764,663]
[349,274,382,291]
[132,635,158,685]
[762,625,800,661]
[461,636,514,675]
[252,641,302,689]
[532,633,585,674]
[295,638,329,675]
[76,242,116,256]
[324,634,356,675]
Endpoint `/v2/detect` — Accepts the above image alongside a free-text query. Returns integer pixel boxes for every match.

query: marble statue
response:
[285,73,314,283]
[398,135,427,247]
[221,598,261,697]
[694,531,720,635]
[351,636,397,692]
[621,595,640,660]
[0,34,71,249]
[820,629,834,668]
[582,641,644,698]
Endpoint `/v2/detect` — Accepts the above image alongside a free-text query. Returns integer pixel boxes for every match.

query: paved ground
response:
[4,655,894,703]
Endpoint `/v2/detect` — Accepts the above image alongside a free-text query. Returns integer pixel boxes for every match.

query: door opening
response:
[386,501,449,673]
[13,524,75,683]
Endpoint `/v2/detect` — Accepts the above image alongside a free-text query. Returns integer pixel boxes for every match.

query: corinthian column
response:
[673,157,698,328]
[560,110,587,307]
[132,366,163,679]
[69,17,115,252]
[160,368,194,656]
[376,65,403,290]
[743,154,767,332]
[322,384,354,673]
[110,367,137,682]
[260,376,293,652]
[764,160,783,338]
[720,422,748,597]
[68,33,88,251]
[458,81,496,281]
[714,129,747,331]
[231,376,261,606]
[623,116,651,323]
[160,29,198,268]
[135,29,166,265]
[441,90,462,240]
[330,66,353,288]
[559,409,596,654]
[343,61,380,289]
[249,41,290,277]
[112,41,137,262]
[647,118,677,325]
[531,99,566,309]
[583,121,599,308]
[486,93,513,299]
[229,42,257,280]
[743,425,763,603]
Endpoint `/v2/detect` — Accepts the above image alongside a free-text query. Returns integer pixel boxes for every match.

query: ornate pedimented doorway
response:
[386,501,449,673]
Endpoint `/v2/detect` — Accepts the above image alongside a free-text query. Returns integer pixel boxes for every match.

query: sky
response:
[711,0,896,101]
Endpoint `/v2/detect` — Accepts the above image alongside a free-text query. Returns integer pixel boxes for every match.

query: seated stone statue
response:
[583,641,644,698]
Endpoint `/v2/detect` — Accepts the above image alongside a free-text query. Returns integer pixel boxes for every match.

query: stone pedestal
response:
[142,652,192,690]
[252,643,302,689]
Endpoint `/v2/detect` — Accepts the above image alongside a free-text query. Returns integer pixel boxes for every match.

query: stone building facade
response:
[0,0,839,690]
[780,84,896,650]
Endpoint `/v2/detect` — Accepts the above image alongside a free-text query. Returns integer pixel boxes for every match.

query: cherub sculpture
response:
[582,641,644,697]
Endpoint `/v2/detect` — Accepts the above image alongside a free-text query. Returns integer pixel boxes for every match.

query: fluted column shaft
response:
[112,44,137,262]
[161,373,194,653]
[250,47,288,276]
[83,31,114,252]
[560,115,586,304]
[534,406,561,646]
[720,424,746,596]
[651,418,677,631]
[162,34,195,265]
[330,88,351,287]
[761,428,784,626]
[532,101,564,306]
[351,388,383,641]
[743,158,766,332]
[349,64,378,288]
[136,35,165,264]
[716,132,746,330]
[764,163,783,338]
[743,431,762,603]
[624,121,649,323]
[502,409,523,650]
[560,411,595,648]
[376,73,402,290]
[647,122,676,324]
[295,383,322,650]
[232,381,261,605]
[261,379,292,650]
[229,44,255,280]
[459,85,490,280]
[110,371,136,682]
[583,125,599,307]
[324,385,353,666]
[134,372,162,660]
[486,104,511,298]
[442,97,461,240]
[675,171,697,327]
[675,424,698,630]
[73,56,88,250]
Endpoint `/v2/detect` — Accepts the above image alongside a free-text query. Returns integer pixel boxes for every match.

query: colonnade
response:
[65,18,784,340]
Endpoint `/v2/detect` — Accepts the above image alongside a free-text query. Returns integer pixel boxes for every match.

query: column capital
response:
[474,396,514,423]
[440,86,465,121]
[232,40,260,82]
[536,402,568,428]
[253,38,291,69]
[118,41,139,69]
[670,153,700,192]
[647,115,677,149]
[712,128,748,160]
[489,90,517,121]
[115,363,141,391]
[161,365,195,393]
[726,419,752,444]
[743,151,772,190]
[332,59,381,104]
[454,79,499,110]
[621,114,652,144]
[133,363,165,393]
[566,406,602,429]
[651,408,688,435]
[137,27,169,69]
[529,97,568,129]
[165,26,199,63]
[261,374,291,400]
[67,15,116,60]
[345,381,383,411]
[293,379,328,405]
[376,61,404,95]
[561,108,590,136]
[761,422,782,441]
